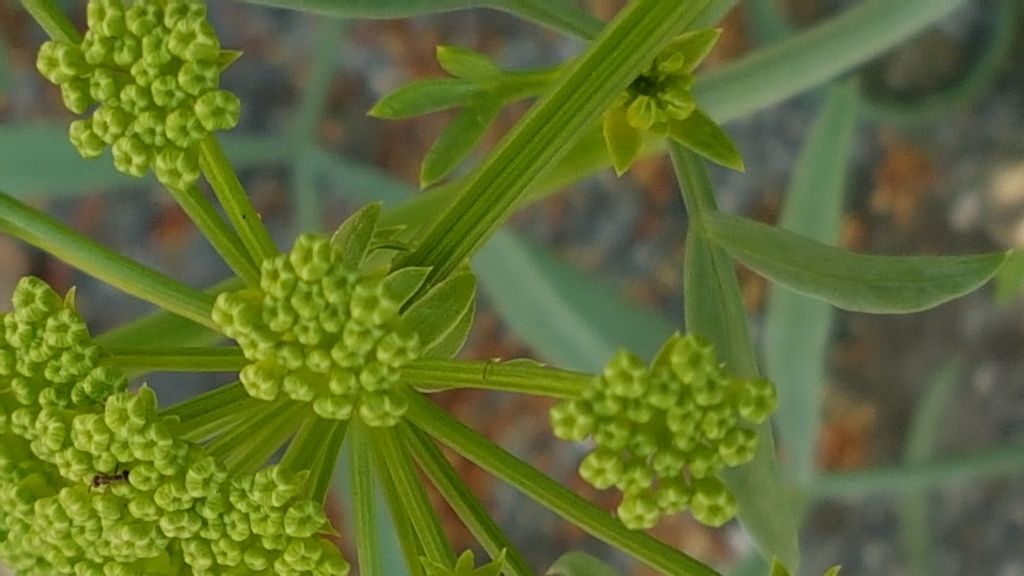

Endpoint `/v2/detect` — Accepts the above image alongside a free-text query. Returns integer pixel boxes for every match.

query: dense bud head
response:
[213,231,423,427]
[1,277,349,574]
[33,0,241,191]
[549,333,777,529]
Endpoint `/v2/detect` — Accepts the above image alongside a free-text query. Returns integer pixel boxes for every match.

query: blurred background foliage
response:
[1,0,1024,574]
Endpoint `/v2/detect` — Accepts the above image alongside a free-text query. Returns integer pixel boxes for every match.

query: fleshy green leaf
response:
[705,211,1008,314]
[603,104,643,176]
[436,45,501,84]
[331,202,382,267]
[403,271,477,357]
[420,96,502,188]
[547,552,618,576]
[369,78,482,119]
[668,109,744,171]
[668,28,722,72]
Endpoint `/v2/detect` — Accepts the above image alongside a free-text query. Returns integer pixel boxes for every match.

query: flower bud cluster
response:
[35,0,241,191]
[549,333,777,529]
[614,37,698,134]
[213,234,422,426]
[0,278,349,575]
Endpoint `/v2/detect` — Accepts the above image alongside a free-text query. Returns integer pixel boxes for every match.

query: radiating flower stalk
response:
[2,1,777,575]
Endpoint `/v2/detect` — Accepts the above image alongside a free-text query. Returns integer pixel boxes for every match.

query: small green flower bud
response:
[194,90,241,132]
[69,120,106,159]
[626,95,659,130]
[656,477,691,514]
[358,390,406,427]
[736,377,777,424]
[91,105,131,145]
[312,395,354,421]
[689,477,736,527]
[150,75,186,109]
[111,135,152,177]
[89,68,121,102]
[549,399,595,442]
[125,3,162,37]
[129,59,159,88]
[239,363,283,401]
[141,30,173,70]
[593,417,632,452]
[154,147,199,191]
[718,427,757,467]
[578,449,623,490]
[87,0,127,38]
[616,492,660,530]
[283,501,326,538]
[62,79,95,115]
[686,445,721,479]
[82,31,116,67]
[168,19,220,62]
[112,35,142,69]
[119,83,155,114]
[133,109,168,148]
[177,60,218,97]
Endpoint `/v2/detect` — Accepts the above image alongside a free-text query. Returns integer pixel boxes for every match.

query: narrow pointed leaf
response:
[705,211,1008,314]
[384,267,432,307]
[402,272,477,356]
[669,28,722,72]
[331,202,381,266]
[422,297,476,359]
[436,45,501,84]
[420,96,502,188]
[995,249,1024,303]
[603,105,643,176]
[369,78,482,119]
[669,109,744,171]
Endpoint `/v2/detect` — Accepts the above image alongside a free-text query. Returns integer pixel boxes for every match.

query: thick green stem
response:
[403,359,591,397]
[279,415,346,503]
[349,422,383,576]
[165,185,260,286]
[404,391,719,576]
[0,192,217,330]
[19,0,81,44]
[373,445,426,576]
[370,425,455,568]
[101,346,246,372]
[96,278,242,348]
[199,135,278,264]
[162,382,267,443]
[401,424,533,576]
[397,0,709,291]
[208,401,306,474]
[307,419,349,504]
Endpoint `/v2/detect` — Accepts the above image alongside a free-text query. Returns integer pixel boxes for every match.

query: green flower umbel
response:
[0,278,349,575]
[35,0,241,191]
[602,29,744,174]
[549,333,777,529]
[212,205,475,427]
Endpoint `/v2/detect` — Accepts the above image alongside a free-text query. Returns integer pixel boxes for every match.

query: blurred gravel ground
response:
[1,1,1024,575]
